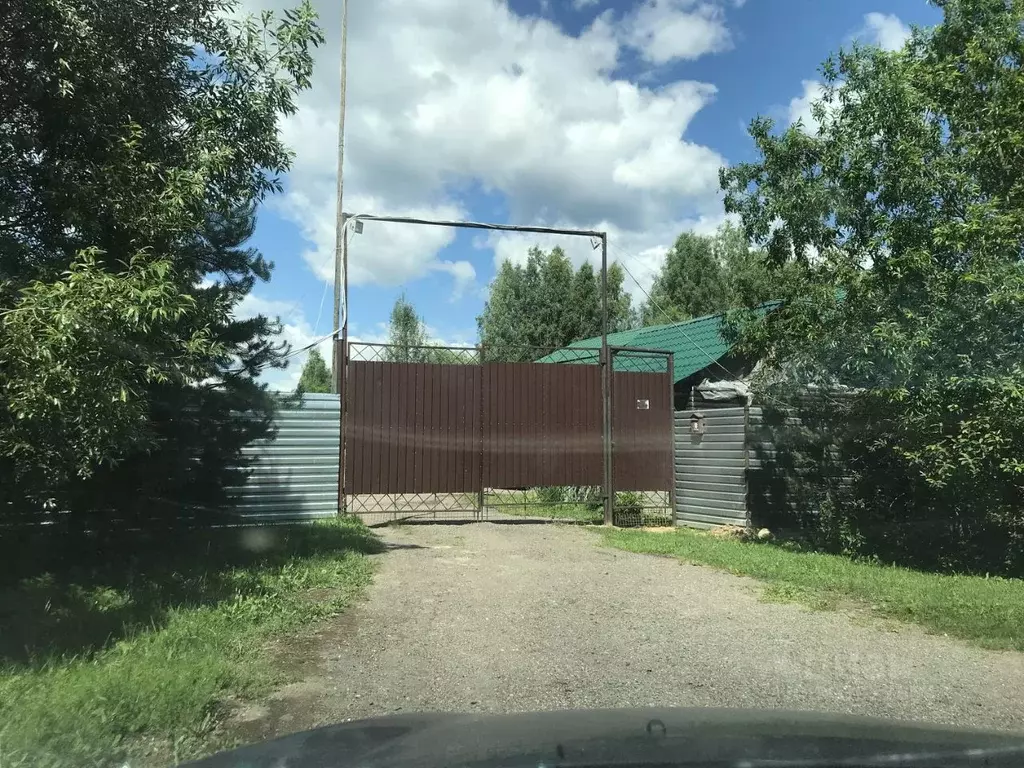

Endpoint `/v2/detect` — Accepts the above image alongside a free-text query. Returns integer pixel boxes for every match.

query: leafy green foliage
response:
[380,295,475,364]
[478,246,635,360]
[641,222,792,325]
[0,518,380,767]
[385,293,430,362]
[716,222,802,310]
[0,252,215,492]
[0,1,323,524]
[428,347,474,364]
[613,491,644,525]
[642,232,729,324]
[297,348,332,394]
[720,0,1024,575]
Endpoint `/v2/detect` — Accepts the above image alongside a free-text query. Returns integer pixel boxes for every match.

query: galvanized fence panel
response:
[674,406,749,529]
[227,393,340,522]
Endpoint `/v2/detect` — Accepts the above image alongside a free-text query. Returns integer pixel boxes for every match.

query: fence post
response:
[743,399,751,529]
[668,351,676,524]
[600,233,613,526]
[337,333,348,517]
[477,344,485,521]
[603,346,615,526]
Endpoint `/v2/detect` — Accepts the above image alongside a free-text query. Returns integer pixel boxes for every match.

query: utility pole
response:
[330,0,349,392]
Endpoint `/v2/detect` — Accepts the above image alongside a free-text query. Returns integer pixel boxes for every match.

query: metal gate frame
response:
[332,213,616,522]
[338,340,674,526]
[608,346,676,526]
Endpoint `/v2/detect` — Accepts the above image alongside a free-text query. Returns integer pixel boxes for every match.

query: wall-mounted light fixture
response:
[690,412,706,436]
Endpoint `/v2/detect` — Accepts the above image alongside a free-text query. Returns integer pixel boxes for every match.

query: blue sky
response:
[237,0,942,389]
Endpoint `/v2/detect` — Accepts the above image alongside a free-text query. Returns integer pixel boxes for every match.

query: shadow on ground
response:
[367,517,581,528]
[0,521,384,668]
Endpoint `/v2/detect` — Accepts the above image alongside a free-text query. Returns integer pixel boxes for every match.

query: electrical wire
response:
[272,222,353,372]
[608,241,737,379]
[278,328,341,363]
[312,264,332,339]
[312,226,346,338]
[607,239,791,409]
[257,245,347,371]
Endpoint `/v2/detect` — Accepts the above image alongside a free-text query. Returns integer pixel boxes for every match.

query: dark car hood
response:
[183,708,1024,768]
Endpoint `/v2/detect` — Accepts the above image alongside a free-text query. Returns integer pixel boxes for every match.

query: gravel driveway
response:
[231,522,1024,742]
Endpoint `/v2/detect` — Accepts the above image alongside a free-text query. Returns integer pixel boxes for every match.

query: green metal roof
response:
[537,302,780,383]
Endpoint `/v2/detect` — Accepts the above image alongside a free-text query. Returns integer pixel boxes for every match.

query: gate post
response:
[668,351,676,522]
[337,333,348,517]
[477,343,485,521]
[601,234,613,526]
[602,345,614,526]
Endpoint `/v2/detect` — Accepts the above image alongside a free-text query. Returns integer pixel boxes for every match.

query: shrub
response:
[613,491,644,527]
[535,486,567,504]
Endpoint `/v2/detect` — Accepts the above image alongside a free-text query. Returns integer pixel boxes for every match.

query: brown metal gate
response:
[611,371,674,490]
[341,342,673,524]
[345,360,482,495]
[481,362,604,489]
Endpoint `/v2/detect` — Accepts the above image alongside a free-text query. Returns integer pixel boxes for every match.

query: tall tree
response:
[715,222,791,309]
[607,263,637,332]
[720,0,1024,575]
[642,232,729,324]
[478,247,635,360]
[297,348,331,394]
[638,222,796,327]
[385,294,429,362]
[537,247,574,346]
[568,262,600,340]
[0,0,323,525]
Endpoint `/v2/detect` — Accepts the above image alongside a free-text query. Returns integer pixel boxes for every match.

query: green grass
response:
[600,527,1024,652]
[499,504,674,526]
[499,503,603,522]
[0,518,382,767]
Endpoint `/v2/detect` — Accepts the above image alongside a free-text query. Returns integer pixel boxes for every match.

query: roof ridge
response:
[570,299,780,345]
[542,300,782,383]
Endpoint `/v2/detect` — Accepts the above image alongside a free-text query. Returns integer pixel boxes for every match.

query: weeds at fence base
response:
[490,487,671,527]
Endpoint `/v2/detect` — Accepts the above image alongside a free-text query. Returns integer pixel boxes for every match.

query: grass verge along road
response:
[0,518,380,768]
[601,527,1024,652]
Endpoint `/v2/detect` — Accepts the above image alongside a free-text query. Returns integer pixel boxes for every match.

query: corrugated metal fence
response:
[483,361,605,489]
[674,406,762,528]
[227,393,340,523]
[345,359,673,496]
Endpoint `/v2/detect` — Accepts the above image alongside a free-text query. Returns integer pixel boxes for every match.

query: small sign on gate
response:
[636,398,650,410]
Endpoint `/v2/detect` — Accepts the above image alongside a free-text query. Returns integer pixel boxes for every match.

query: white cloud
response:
[483,210,735,301]
[432,259,477,300]
[621,0,733,64]
[282,189,467,287]
[573,0,600,8]
[236,292,480,389]
[861,12,910,51]
[240,0,737,298]
[235,293,335,391]
[787,79,825,134]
